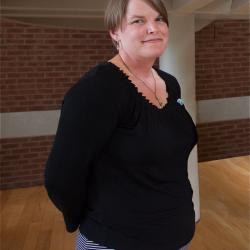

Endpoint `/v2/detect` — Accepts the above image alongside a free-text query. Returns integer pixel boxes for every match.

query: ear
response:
[109,30,119,43]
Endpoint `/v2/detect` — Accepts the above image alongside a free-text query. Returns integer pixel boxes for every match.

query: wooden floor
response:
[1,155,249,250]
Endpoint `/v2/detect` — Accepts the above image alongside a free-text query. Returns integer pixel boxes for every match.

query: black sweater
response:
[45,62,198,250]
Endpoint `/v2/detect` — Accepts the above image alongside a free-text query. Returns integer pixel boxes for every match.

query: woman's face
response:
[111,0,169,60]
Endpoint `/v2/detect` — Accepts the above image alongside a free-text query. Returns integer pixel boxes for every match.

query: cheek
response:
[125,30,144,45]
[130,28,145,39]
[162,28,169,43]
[161,26,169,36]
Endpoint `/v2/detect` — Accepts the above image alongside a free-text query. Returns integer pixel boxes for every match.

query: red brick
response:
[0,136,54,189]
[197,119,250,162]
[196,20,250,100]
[1,17,249,188]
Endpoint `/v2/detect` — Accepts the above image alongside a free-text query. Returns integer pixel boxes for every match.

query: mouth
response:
[142,38,162,44]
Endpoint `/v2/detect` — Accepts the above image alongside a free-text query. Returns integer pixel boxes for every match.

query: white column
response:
[160,15,200,222]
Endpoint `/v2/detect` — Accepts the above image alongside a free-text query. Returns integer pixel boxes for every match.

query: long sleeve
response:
[44,72,119,232]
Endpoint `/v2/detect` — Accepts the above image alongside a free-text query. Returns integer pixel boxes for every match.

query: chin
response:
[143,49,165,59]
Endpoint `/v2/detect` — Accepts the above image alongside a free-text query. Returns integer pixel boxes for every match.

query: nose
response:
[147,22,158,34]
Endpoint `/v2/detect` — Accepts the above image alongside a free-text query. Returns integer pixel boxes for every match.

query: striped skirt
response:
[75,231,190,250]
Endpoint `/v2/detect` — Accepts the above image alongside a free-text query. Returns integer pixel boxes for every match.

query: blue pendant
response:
[177,98,184,106]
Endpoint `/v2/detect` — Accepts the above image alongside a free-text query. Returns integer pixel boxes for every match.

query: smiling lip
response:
[143,39,162,43]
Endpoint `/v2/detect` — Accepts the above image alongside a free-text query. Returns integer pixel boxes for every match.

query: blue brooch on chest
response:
[177,98,184,106]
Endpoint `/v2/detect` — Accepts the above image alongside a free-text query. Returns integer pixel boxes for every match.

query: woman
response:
[45,0,198,249]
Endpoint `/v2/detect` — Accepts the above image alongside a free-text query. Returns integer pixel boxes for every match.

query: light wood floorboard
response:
[1,155,249,250]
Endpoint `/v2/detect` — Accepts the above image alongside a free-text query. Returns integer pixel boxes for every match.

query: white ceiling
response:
[1,0,249,31]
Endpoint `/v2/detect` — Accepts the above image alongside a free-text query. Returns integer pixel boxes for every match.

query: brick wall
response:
[196,20,250,162]
[197,119,250,162]
[0,136,54,189]
[1,18,249,188]
[0,18,116,189]
[1,18,116,113]
[196,20,250,100]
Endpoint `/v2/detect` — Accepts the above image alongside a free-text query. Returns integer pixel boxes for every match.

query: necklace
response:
[118,55,163,108]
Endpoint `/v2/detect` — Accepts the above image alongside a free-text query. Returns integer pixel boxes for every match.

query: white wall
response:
[160,14,200,222]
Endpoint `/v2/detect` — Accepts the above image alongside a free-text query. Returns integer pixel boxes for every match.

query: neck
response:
[118,51,156,78]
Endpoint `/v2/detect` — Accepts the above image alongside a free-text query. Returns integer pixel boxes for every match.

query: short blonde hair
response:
[104,0,169,33]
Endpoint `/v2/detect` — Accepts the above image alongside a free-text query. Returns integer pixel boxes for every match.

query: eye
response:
[131,19,144,24]
[156,16,165,22]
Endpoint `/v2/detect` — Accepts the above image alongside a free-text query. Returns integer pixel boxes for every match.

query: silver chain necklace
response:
[118,55,163,107]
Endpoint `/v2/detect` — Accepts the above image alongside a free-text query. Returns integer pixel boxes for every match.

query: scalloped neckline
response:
[105,61,169,110]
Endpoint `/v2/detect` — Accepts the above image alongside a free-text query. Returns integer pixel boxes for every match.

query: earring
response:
[116,40,120,50]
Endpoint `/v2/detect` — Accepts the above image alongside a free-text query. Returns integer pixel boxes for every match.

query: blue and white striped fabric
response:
[76,232,115,250]
[75,231,190,250]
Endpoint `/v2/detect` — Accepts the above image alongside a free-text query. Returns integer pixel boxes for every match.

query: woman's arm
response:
[44,75,119,232]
